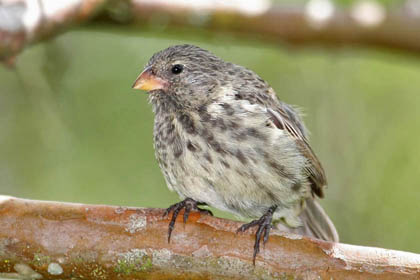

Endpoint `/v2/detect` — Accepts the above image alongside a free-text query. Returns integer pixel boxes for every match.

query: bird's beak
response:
[132,66,168,92]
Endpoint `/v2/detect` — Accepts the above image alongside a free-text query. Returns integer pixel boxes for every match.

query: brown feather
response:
[267,106,326,198]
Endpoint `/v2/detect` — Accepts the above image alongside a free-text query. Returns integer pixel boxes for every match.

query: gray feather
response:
[276,198,339,242]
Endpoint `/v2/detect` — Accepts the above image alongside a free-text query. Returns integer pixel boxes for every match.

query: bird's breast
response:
[152,103,311,219]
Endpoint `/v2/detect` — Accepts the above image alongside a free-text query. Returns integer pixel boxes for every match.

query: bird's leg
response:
[163,197,213,243]
[236,205,277,265]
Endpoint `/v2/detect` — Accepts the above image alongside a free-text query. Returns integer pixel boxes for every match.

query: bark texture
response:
[0,196,419,279]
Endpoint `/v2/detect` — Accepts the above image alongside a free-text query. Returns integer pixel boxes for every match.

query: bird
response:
[132,44,338,264]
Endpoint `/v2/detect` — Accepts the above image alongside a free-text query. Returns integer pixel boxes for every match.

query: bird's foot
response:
[236,206,277,265]
[163,198,213,243]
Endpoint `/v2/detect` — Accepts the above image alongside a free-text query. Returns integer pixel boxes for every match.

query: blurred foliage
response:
[1,21,420,254]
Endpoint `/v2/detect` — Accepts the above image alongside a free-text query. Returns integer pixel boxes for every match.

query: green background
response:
[1,13,420,253]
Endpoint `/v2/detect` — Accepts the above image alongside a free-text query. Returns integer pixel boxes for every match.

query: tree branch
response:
[0,0,106,66]
[2,0,420,66]
[0,196,419,279]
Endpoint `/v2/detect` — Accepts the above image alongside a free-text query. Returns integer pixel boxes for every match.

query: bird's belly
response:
[153,109,311,222]
[156,137,311,221]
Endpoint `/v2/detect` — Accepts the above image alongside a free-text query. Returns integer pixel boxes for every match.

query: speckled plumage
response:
[136,44,338,256]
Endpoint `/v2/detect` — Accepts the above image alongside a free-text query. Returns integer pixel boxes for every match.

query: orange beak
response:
[132,66,168,92]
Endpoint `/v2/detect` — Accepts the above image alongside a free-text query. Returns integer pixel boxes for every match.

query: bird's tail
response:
[276,198,339,242]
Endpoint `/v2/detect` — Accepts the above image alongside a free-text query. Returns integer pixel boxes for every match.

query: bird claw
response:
[163,198,212,243]
[236,206,277,265]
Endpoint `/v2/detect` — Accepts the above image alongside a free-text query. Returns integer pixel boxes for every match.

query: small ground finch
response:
[132,44,338,264]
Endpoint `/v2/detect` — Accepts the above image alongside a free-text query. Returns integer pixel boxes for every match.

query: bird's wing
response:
[266,102,327,198]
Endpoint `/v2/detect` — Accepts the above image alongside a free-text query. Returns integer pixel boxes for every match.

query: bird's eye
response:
[171,64,183,75]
